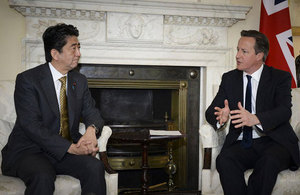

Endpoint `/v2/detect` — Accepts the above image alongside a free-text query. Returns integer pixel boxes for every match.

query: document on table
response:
[149,130,182,136]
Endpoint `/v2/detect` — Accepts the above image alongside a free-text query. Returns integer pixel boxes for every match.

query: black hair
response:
[42,23,79,62]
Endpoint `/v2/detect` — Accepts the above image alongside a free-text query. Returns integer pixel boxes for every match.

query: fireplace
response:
[78,64,200,190]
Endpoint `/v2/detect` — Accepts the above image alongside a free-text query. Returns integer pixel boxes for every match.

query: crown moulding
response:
[9,0,251,27]
[12,6,106,21]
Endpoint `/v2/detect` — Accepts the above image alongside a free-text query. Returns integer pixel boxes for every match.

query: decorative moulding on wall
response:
[164,26,224,47]
[12,6,106,21]
[26,18,106,43]
[9,0,251,27]
[107,13,164,43]
[164,15,238,27]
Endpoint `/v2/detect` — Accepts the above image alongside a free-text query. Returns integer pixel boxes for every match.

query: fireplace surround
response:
[78,64,200,190]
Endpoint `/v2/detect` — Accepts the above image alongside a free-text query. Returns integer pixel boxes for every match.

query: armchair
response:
[200,88,300,195]
[0,80,118,195]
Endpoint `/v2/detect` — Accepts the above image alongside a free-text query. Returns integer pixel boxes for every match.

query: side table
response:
[110,129,184,195]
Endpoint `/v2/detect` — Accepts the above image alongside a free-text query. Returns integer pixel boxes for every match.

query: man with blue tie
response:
[205,30,300,195]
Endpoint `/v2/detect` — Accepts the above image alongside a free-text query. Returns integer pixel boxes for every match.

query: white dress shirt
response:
[49,63,68,110]
[237,64,265,140]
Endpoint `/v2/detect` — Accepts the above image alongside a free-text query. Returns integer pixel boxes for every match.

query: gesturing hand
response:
[214,99,230,126]
[230,102,260,128]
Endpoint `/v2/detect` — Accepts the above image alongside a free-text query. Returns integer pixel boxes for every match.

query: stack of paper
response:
[149,130,181,136]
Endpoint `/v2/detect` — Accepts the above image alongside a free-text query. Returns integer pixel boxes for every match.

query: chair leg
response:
[100,152,116,174]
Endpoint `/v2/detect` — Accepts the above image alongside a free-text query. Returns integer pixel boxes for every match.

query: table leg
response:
[142,141,149,195]
[166,142,176,191]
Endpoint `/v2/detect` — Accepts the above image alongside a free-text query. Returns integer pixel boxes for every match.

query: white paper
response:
[149,130,181,136]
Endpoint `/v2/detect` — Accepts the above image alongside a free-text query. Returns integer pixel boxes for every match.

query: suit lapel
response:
[67,71,77,131]
[40,63,60,118]
[237,71,244,107]
[256,65,271,113]
[230,70,243,110]
[234,71,243,133]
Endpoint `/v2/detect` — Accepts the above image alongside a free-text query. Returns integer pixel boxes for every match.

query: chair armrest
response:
[79,123,112,152]
[200,123,228,148]
[200,122,229,170]
[200,124,220,148]
[294,122,300,139]
[98,126,116,174]
[79,124,116,174]
[98,126,112,152]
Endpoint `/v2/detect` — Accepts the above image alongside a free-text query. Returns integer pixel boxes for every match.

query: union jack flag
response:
[260,0,297,88]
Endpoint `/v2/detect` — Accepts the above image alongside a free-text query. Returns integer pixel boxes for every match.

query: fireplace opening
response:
[90,88,172,126]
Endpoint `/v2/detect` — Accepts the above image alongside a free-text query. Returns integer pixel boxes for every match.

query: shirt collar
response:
[243,64,264,82]
[49,62,67,81]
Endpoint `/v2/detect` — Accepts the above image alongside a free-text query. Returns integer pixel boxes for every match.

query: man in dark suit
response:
[205,30,300,195]
[1,23,106,195]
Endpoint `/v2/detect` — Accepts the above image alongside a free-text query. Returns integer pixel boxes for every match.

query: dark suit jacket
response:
[205,65,300,170]
[1,63,104,175]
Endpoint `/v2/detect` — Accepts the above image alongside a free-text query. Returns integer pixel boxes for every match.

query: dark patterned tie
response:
[241,75,252,148]
[59,76,71,141]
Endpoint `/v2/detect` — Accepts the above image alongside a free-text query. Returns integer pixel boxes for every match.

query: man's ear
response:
[51,49,59,61]
[256,52,264,62]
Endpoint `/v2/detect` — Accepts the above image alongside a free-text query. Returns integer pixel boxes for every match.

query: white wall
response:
[228,0,261,69]
[0,0,25,81]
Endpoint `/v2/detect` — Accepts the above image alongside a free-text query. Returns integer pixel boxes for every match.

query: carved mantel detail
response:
[12,6,106,21]
[164,15,238,27]
[9,0,251,26]
[165,27,219,46]
[11,5,240,27]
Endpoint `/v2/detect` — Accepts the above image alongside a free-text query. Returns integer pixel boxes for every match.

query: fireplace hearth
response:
[78,64,200,191]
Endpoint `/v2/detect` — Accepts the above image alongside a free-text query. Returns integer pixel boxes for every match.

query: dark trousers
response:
[216,137,291,195]
[14,152,106,195]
